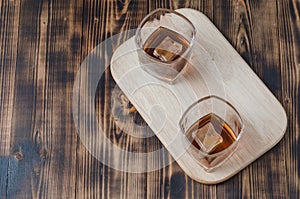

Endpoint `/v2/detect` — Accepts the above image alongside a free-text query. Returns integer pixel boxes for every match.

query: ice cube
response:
[192,123,223,153]
[153,36,183,62]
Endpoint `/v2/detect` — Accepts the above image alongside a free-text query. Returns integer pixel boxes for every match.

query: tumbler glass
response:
[179,96,245,171]
[135,8,196,84]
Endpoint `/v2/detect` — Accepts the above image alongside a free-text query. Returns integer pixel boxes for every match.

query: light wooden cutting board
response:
[110,8,287,184]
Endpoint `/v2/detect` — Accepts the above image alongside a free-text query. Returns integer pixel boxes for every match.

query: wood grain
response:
[0,0,299,198]
[111,8,288,184]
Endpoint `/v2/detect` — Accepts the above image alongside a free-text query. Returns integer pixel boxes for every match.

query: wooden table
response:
[0,0,299,198]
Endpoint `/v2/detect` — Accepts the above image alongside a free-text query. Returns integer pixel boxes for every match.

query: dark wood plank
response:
[6,0,41,196]
[2,0,80,198]
[277,0,300,198]
[29,0,81,198]
[0,157,8,198]
[0,0,20,164]
[75,0,150,198]
[0,0,21,198]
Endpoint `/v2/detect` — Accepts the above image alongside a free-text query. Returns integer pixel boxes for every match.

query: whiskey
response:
[140,26,191,80]
[186,113,237,154]
[143,26,190,62]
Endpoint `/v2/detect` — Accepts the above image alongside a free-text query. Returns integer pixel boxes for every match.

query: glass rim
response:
[179,95,245,157]
[135,8,197,65]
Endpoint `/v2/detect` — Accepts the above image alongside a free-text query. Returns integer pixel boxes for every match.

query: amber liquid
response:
[143,26,190,61]
[139,27,191,81]
[143,26,190,71]
[186,113,237,154]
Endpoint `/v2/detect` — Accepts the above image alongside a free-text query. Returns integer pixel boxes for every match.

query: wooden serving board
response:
[110,8,287,184]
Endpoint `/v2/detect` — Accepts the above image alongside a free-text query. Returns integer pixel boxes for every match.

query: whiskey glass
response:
[135,8,196,84]
[179,96,245,172]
